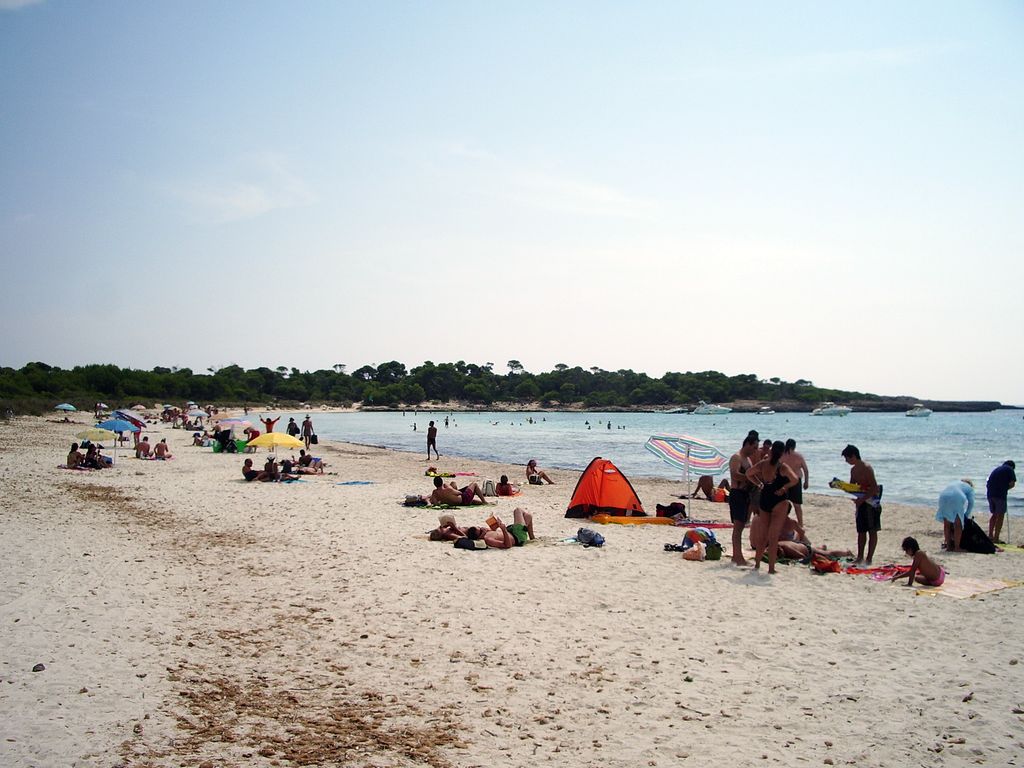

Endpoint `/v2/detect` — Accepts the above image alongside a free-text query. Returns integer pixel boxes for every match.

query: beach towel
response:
[336,481,375,485]
[914,578,1023,599]
[845,564,911,580]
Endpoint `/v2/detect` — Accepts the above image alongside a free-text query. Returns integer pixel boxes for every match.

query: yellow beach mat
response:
[915,578,1023,599]
[998,544,1024,553]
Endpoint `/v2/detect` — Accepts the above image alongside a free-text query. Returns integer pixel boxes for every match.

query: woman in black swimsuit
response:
[746,440,800,574]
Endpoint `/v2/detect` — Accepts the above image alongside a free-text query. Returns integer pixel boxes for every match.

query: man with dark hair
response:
[427,420,439,460]
[842,444,880,564]
[781,438,810,526]
[987,460,1017,543]
[728,434,759,566]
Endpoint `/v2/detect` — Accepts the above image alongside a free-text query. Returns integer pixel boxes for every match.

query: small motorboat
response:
[756,406,776,415]
[905,404,933,418]
[811,402,852,416]
[665,407,689,414]
[692,400,732,415]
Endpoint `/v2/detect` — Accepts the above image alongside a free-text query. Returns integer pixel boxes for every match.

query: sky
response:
[1,1,1021,403]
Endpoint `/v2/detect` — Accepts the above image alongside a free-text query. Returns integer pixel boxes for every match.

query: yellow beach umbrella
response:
[246,432,304,452]
[73,427,120,465]
[75,427,117,442]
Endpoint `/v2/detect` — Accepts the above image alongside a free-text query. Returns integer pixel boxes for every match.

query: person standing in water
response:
[427,420,439,460]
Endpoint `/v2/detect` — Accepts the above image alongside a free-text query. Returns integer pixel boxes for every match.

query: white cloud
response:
[172,153,316,223]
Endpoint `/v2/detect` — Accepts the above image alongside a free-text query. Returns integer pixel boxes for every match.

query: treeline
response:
[0,360,881,413]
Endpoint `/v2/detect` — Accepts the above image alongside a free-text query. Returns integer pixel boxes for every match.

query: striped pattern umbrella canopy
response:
[113,409,146,428]
[644,433,729,476]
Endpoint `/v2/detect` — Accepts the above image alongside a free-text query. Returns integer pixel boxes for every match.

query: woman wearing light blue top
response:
[935,479,975,552]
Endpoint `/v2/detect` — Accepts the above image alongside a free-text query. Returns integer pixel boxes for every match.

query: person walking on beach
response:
[746,441,800,574]
[286,417,300,437]
[260,415,280,433]
[728,434,759,566]
[427,420,439,460]
[781,438,810,527]
[842,444,881,564]
[301,414,314,449]
[986,460,1016,543]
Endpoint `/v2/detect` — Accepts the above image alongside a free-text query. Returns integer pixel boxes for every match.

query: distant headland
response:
[0,361,1012,415]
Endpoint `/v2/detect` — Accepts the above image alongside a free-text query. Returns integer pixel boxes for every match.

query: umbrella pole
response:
[685,446,692,498]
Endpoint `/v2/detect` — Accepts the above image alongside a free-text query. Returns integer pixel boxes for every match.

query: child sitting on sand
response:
[891,537,945,587]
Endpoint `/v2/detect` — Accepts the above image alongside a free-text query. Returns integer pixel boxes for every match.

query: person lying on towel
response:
[466,508,535,549]
[429,476,487,505]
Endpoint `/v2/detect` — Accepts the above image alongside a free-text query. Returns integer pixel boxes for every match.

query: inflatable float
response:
[591,513,675,525]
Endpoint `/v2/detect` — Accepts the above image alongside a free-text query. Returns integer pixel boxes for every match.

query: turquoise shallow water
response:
[281,409,1023,512]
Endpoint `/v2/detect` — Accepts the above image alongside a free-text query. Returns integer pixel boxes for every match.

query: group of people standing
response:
[725,428,1016,574]
[726,432,816,574]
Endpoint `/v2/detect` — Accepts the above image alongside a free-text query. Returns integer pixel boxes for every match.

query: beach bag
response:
[576,528,605,548]
[810,554,842,573]
[404,495,427,507]
[705,540,723,560]
[960,518,996,554]
[310,434,318,445]
[656,502,687,518]
[454,537,487,551]
[482,479,497,497]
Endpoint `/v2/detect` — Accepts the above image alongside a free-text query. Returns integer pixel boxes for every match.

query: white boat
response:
[905,404,933,418]
[756,406,776,415]
[692,400,732,415]
[811,402,852,416]
[666,407,689,414]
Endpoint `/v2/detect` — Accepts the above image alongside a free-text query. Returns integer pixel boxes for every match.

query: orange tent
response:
[565,457,645,518]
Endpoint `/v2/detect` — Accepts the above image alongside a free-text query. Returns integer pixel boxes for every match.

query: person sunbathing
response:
[495,475,519,496]
[281,458,317,476]
[67,442,85,469]
[136,437,152,458]
[775,540,853,561]
[83,444,107,469]
[526,459,554,485]
[429,476,487,505]
[891,536,945,587]
[428,514,467,541]
[154,439,173,459]
[297,450,324,473]
[241,458,268,482]
[466,508,535,549]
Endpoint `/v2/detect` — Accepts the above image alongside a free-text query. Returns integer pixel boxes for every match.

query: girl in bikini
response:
[891,537,945,587]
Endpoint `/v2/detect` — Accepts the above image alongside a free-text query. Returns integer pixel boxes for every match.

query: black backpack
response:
[960,518,996,554]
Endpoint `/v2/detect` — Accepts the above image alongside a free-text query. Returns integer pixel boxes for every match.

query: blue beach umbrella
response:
[55,403,76,412]
[96,418,141,433]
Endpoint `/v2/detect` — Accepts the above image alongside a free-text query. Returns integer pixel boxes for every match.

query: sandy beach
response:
[2,416,1023,768]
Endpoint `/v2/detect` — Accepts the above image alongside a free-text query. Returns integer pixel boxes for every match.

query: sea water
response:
[282,409,1023,512]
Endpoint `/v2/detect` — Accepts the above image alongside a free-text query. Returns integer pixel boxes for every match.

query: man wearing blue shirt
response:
[987,460,1017,543]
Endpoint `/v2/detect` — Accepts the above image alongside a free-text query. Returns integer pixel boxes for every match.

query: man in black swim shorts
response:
[728,434,759,566]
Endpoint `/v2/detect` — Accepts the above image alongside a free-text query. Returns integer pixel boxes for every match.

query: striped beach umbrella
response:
[644,433,730,495]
